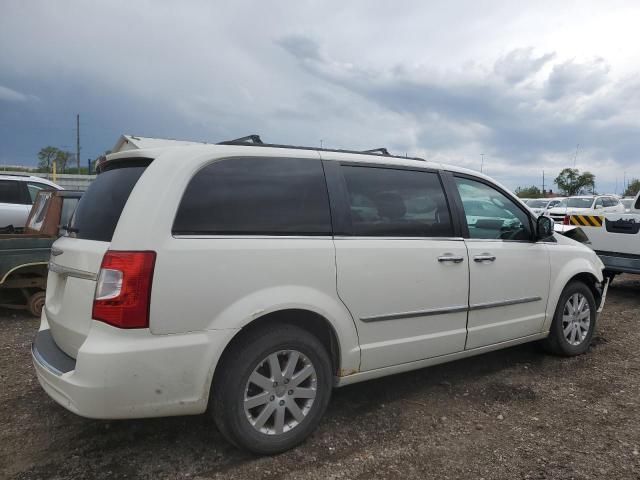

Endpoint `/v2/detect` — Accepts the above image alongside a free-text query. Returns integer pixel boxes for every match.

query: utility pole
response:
[76,114,81,173]
[480,153,484,173]
[542,170,545,197]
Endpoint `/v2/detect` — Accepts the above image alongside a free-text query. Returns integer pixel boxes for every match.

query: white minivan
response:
[33,138,606,454]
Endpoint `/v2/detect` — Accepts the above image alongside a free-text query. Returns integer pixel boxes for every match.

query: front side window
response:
[594,198,604,208]
[173,157,331,235]
[455,177,532,241]
[341,166,453,237]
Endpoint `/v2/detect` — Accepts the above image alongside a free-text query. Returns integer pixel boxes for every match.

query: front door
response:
[453,176,551,350]
[331,164,470,371]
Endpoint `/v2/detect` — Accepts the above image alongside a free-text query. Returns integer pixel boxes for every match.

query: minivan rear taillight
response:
[92,251,156,328]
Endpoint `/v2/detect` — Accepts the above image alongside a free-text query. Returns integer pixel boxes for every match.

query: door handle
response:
[474,254,496,263]
[438,255,465,264]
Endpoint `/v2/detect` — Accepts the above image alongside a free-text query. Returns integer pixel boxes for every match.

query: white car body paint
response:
[33,144,605,419]
[0,175,62,228]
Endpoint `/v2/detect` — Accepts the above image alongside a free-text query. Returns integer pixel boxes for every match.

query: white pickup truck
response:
[560,192,640,279]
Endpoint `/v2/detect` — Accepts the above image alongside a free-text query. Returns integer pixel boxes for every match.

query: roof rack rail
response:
[215,134,426,162]
[218,134,264,145]
[0,172,31,177]
[361,148,390,156]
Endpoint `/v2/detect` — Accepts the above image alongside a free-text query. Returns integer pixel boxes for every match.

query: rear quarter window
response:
[173,157,332,235]
[69,159,151,242]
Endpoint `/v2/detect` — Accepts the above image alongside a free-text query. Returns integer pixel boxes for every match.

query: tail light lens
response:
[92,251,156,328]
[563,215,570,225]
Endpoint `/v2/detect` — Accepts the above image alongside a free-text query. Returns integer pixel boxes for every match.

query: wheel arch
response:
[213,309,343,384]
[0,262,48,285]
[567,272,602,306]
[544,258,604,332]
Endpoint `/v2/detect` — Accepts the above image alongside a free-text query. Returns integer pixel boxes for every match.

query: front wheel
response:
[211,324,333,454]
[542,281,597,356]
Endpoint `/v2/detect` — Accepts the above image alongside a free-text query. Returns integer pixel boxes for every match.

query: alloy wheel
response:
[243,350,318,435]
[562,293,591,346]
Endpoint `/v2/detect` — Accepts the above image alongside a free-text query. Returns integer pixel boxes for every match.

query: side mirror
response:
[536,215,554,240]
[594,204,603,210]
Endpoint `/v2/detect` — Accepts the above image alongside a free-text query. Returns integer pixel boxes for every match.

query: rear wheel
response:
[211,324,332,454]
[27,291,46,317]
[542,281,596,356]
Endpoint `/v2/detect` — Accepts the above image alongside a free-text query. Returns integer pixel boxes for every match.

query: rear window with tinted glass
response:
[69,160,150,242]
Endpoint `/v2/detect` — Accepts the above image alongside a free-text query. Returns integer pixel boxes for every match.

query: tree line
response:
[7,146,96,175]
[516,168,639,198]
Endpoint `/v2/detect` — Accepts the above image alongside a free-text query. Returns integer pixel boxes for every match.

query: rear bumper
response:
[32,312,239,419]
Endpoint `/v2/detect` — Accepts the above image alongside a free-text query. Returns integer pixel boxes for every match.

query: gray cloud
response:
[277,35,322,62]
[1,0,639,193]
[545,58,610,101]
[494,48,556,84]
[277,33,640,183]
[0,85,38,103]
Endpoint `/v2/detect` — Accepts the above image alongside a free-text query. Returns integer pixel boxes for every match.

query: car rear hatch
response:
[46,158,151,358]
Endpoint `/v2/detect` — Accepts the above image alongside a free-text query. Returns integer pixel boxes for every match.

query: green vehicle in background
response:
[0,190,82,316]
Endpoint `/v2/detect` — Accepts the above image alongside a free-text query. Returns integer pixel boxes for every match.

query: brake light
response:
[92,251,156,328]
[563,215,570,225]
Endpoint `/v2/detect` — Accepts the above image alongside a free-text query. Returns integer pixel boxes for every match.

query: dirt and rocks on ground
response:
[1,275,639,479]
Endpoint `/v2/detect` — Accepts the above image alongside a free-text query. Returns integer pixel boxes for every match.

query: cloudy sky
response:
[1,0,639,193]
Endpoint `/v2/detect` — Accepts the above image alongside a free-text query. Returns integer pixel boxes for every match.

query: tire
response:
[27,291,46,318]
[542,281,597,356]
[211,323,333,454]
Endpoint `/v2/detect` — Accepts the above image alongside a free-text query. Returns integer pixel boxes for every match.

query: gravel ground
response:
[1,275,639,480]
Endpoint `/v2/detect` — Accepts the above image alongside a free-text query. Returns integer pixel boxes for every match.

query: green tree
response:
[515,186,543,198]
[624,178,640,197]
[554,168,596,196]
[54,150,72,173]
[37,146,59,171]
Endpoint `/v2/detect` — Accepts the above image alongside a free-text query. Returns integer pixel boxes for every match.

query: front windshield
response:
[560,198,594,208]
[527,200,548,208]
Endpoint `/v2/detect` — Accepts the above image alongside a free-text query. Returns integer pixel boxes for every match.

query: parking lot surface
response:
[1,276,639,480]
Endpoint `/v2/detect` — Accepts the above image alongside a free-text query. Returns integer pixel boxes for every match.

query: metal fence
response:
[2,172,95,191]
